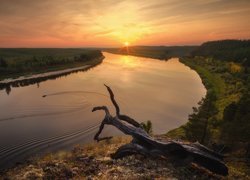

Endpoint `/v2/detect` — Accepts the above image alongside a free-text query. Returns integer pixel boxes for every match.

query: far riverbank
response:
[0,49,104,80]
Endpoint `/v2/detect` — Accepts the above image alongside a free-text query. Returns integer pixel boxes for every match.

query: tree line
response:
[181,39,250,148]
[0,49,103,75]
[191,40,250,66]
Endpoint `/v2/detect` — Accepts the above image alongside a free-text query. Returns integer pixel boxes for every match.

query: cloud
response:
[0,0,249,47]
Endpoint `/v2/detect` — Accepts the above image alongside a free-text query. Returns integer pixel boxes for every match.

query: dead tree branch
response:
[92,85,228,176]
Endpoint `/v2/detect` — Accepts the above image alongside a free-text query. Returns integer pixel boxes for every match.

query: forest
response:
[191,40,250,66]
[167,40,250,175]
[0,48,103,79]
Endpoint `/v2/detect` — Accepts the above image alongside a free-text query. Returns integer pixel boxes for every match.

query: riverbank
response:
[0,57,103,84]
[0,56,103,91]
[166,56,240,139]
[0,49,103,80]
[167,56,249,178]
[0,56,104,95]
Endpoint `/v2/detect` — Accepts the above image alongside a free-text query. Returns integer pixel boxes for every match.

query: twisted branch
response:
[104,84,141,127]
[92,106,113,141]
[91,85,228,176]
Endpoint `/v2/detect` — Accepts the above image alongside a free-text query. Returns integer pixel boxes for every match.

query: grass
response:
[2,136,248,179]
[165,125,187,140]
[4,136,244,179]
[183,57,243,113]
[181,58,228,120]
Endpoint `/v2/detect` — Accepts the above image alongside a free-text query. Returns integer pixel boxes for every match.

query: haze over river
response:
[0,52,206,168]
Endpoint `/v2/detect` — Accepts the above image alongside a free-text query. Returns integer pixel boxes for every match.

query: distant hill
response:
[104,46,197,60]
[191,40,250,66]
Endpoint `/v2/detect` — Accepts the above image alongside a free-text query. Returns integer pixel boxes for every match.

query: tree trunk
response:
[92,85,228,176]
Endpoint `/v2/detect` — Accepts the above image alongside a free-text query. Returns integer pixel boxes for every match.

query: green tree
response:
[223,102,237,122]
[222,92,250,142]
[184,92,217,144]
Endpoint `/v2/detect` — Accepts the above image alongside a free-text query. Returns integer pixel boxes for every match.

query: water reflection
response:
[0,52,206,169]
[119,55,141,68]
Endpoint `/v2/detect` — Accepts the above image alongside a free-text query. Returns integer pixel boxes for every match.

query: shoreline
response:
[0,56,104,92]
[103,50,167,60]
[1,65,90,84]
[105,51,207,138]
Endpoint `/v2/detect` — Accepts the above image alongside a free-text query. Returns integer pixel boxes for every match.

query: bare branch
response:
[92,106,110,117]
[91,85,228,176]
[104,84,120,116]
[104,84,141,127]
[92,106,113,141]
[93,119,113,142]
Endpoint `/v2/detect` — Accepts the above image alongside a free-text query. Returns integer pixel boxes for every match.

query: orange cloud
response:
[0,0,249,47]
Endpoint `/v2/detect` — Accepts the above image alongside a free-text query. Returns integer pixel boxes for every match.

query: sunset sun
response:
[124,42,130,47]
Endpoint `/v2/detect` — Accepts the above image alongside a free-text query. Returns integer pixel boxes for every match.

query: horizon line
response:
[1,38,249,48]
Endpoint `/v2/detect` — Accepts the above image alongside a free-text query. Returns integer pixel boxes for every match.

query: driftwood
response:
[92,85,228,176]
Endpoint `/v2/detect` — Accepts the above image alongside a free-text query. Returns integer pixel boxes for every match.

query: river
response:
[0,52,206,169]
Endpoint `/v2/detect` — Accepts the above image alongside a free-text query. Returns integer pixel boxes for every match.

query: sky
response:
[0,0,250,47]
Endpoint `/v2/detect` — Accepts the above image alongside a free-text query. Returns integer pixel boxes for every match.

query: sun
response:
[124,42,130,46]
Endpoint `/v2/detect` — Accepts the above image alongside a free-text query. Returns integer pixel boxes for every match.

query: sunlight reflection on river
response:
[0,52,206,168]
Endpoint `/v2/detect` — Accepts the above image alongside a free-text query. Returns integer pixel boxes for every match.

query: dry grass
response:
[1,136,247,179]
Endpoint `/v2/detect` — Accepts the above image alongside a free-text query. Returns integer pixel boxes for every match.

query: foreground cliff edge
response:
[0,137,228,179]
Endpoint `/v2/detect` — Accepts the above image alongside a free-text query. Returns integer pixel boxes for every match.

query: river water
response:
[0,52,206,168]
